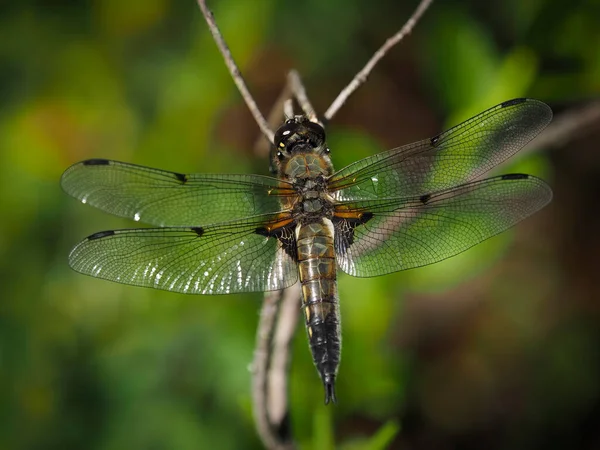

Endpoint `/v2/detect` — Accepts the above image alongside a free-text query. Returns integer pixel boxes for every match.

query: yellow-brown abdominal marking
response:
[296,218,341,404]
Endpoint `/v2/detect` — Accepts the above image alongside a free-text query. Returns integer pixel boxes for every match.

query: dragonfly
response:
[61,98,553,404]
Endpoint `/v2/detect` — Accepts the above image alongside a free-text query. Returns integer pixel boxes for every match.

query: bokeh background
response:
[1,0,599,449]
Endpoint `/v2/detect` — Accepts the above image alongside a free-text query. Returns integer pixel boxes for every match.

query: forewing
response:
[335,174,552,277]
[329,99,552,201]
[68,215,298,294]
[61,159,294,226]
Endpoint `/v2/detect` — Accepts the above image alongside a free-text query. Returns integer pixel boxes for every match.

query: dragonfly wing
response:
[329,98,552,201]
[61,159,294,226]
[69,214,298,294]
[335,174,552,277]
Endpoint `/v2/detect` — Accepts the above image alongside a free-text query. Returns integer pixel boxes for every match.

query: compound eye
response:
[324,147,331,154]
[274,122,299,149]
[304,121,326,144]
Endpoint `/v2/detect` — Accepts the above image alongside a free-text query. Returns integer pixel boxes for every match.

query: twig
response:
[283,99,294,120]
[196,1,436,447]
[196,0,275,143]
[323,0,434,121]
[287,70,320,124]
[254,81,293,158]
[252,285,301,450]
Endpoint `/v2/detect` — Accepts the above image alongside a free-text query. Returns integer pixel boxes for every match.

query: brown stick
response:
[323,0,434,121]
[254,81,294,158]
[195,2,436,448]
[287,70,320,124]
[196,0,275,143]
[251,285,301,450]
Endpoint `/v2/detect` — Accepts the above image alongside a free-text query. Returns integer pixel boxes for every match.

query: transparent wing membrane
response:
[335,174,552,277]
[329,99,552,201]
[63,98,553,294]
[69,215,298,295]
[61,159,293,226]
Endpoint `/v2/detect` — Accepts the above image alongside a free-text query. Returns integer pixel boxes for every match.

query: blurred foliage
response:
[1,0,599,449]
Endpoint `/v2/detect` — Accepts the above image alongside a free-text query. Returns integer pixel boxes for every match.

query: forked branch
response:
[195,1,435,449]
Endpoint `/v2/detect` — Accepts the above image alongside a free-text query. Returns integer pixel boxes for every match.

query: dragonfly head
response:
[271,116,333,179]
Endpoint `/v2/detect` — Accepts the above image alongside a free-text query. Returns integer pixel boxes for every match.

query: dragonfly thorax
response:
[285,153,332,180]
[290,176,334,219]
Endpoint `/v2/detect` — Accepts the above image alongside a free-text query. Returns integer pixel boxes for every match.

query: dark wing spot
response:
[255,225,297,260]
[420,193,432,204]
[83,158,110,166]
[501,98,526,108]
[255,227,269,237]
[88,230,115,240]
[333,213,374,254]
[174,172,187,183]
[361,212,374,222]
[191,227,204,237]
[501,173,529,180]
[430,135,440,146]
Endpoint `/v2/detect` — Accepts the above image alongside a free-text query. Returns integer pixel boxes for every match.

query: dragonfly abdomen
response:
[296,218,341,404]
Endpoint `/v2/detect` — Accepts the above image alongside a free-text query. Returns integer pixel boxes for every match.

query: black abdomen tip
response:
[323,375,337,405]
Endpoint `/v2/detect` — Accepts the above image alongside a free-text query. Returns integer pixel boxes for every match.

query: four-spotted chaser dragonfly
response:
[61,98,553,404]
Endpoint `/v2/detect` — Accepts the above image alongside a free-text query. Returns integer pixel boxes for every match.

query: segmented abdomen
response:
[296,217,341,404]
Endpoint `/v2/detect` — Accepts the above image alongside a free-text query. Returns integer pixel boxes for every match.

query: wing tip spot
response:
[420,194,432,204]
[501,173,529,180]
[88,230,115,240]
[501,98,527,108]
[83,158,110,166]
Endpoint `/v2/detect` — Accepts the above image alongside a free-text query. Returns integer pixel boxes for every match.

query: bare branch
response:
[324,0,434,121]
[252,285,301,450]
[287,70,320,124]
[254,81,294,158]
[283,99,295,120]
[196,0,275,143]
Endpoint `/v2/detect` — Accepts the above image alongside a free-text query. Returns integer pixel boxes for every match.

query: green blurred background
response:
[1,0,599,449]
